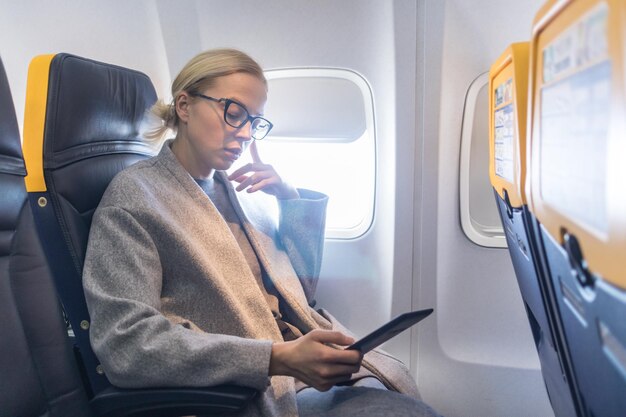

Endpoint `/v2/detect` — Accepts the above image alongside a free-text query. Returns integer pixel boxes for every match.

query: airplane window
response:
[459,72,507,248]
[233,68,376,239]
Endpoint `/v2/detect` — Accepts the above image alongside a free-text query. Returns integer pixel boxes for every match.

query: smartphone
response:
[346,308,434,353]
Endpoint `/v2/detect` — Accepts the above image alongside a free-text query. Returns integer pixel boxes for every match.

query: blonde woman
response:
[83,48,439,417]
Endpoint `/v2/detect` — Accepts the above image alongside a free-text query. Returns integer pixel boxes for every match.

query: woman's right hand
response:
[269,329,363,391]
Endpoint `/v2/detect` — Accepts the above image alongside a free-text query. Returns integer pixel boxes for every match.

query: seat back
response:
[527,1,626,415]
[488,43,580,416]
[22,53,158,396]
[0,57,92,417]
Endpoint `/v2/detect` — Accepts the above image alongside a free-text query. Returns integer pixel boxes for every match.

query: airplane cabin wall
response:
[413,1,554,416]
[0,0,173,135]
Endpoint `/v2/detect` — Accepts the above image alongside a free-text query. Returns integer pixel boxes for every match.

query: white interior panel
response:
[0,0,172,135]
[413,1,554,416]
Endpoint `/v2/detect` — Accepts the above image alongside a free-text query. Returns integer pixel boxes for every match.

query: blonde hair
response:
[144,48,266,142]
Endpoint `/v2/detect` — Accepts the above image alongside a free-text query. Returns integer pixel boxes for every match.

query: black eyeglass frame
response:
[189,93,273,140]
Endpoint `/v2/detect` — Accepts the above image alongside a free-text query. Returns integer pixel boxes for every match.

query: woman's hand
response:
[269,329,363,391]
[228,142,299,200]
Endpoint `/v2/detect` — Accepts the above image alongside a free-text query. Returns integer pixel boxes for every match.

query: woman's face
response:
[174,72,267,178]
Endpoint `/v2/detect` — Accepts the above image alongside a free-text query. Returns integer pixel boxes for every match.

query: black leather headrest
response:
[31,54,157,276]
[43,54,157,169]
[0,58,25,176]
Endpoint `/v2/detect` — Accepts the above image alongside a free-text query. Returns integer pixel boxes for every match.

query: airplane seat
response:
[0,56,93,417]
[488,43,580,416]
[527,1,626,415]
[22,53,256,416]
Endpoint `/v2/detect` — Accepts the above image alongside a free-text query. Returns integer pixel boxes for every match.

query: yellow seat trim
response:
[23,54,55,192]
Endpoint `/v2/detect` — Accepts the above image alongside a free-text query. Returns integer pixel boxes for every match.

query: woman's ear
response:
[175,92,191,123]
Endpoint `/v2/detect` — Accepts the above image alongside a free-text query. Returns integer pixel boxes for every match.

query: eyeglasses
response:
[190,93,273,140]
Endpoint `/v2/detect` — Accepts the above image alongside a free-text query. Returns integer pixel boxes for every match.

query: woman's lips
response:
[224,148,242,161]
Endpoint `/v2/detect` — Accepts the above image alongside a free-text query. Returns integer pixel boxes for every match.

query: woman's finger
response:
[250,141,262,164]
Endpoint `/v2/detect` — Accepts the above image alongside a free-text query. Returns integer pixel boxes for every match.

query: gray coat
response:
[83,142,419,417]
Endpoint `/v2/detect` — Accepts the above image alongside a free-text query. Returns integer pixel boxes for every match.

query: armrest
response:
[90,385,257,417]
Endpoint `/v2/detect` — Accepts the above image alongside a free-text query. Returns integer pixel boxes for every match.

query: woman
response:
[83,48,438,417]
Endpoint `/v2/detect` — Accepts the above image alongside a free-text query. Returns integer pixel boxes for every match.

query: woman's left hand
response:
[228,142,300,200]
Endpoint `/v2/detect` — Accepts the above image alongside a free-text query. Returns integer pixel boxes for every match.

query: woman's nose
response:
[235,120,254,142]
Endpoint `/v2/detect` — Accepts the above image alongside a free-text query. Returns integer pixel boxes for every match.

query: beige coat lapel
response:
[217,171,319,333]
